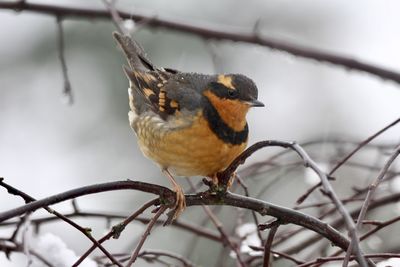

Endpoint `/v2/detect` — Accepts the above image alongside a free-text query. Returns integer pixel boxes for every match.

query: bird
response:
[113,32,264,219]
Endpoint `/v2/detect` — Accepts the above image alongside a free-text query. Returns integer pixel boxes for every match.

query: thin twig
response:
[330,118,400,175]
[102,0,126,34]
[0,241,55,267]
[219,140,368,266]
[125,206,167,267]
[248,246,305,265]
[296,117,400,204]
[2,2,400,85]
[0,178,122,267]
[297,253,400,267]
[56,16,73,104]
[283,191,400,256]
[0,212,222,244]
[139,249,195,267]
[360,215,400,241]
[73,198,158,266]
[262,222,279,267]
[295,197,365,210]
[343,145,400,267]
[235,174,263,244]
[186,179,246,267]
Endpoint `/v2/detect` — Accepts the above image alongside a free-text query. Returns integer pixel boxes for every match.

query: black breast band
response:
[202,98,248,145]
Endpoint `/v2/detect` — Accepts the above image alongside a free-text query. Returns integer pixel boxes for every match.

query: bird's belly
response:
[134,113,247,176]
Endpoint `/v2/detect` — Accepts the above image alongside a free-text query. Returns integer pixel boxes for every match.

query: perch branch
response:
[0,180,351,253]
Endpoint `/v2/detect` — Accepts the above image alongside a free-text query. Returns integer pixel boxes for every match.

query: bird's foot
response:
[226,172,237,189]
[162,169,186,225]
[171,182,186,219]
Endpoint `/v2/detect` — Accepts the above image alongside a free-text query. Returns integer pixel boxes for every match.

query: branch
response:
[138,249,195,267]
[186,179,246,267]
[0,241,54,267]
[0,179,351,253]
[329,117,400,175]
[283,191,400,255]
[1,2,400,85]
[218,140,368,266]
[296,116,400,204]
[56,16,73,104]
[0,178,123,267]
[343,145,400,266]
[0,179,173,222]
[72,198,159,267]
[262,222,280,267]
[125,206,167,267]
[297,253,400,267]
[0,213,222,244]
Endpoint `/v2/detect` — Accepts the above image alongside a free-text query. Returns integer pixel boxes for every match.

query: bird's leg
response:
[163,169,186,219]
[226,172,237,189]
[208,173,228,193]
[211,173,219,186]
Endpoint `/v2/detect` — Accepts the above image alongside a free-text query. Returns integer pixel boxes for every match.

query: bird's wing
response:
[113,32,203,120]
[124,68,203,120]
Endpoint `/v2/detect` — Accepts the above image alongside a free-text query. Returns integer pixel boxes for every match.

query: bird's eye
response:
[227,90,238,98]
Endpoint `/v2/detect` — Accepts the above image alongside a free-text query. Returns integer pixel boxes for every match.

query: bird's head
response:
[203,74,264,131]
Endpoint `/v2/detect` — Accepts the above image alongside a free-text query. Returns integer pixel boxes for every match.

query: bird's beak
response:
[247,99,265,107]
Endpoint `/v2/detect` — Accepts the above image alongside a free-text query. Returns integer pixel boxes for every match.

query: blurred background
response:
[1,0,400,266]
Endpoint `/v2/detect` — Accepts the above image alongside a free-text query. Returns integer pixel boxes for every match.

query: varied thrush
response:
[113,32,264,219]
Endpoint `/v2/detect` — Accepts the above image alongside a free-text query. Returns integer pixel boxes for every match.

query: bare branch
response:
[125,206,167,267]
[298,253,400,267]
[236,174,263,243]
[283,192,400,255]
[186,179,246,267]
[343,145,400,266]
[0,179,172,222]
[102,0,126,34]
[56,16,73,104]
[218,140,368,265]
[360,215,400,241]
[72,198,158,266]
[1,2,400,85]
[0,178,123,267]
[138,249,195,267]
[262,222,279,267]
[0,179,351,253]
[296,116,400,204]
[0,212,222,245]
[330,117,400,175]
[0,241,54,267]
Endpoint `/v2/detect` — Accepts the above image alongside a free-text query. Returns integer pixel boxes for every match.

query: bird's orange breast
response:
[134,112,247,177]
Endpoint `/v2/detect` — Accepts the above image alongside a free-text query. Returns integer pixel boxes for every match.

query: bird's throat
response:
[203,90,249,131]
[202,91,249,146]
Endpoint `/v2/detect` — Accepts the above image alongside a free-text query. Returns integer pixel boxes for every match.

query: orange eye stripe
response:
[217,75,235,90]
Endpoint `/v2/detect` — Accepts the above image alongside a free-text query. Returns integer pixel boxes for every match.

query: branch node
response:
[258,219,281,231]
[112,223,126,239]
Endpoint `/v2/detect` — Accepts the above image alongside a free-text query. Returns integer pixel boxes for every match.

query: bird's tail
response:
[113,32,158,117]
[112,31,155,72]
